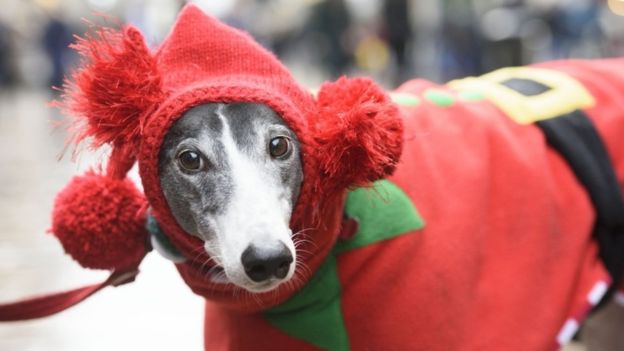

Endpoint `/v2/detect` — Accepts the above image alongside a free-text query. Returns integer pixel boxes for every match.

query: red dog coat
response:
[200,59,624,351]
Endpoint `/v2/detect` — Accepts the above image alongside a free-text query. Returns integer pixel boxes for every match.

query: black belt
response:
[502,77,624,306]
[537,112,624,306]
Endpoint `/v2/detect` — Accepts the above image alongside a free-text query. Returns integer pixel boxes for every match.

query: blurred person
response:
[41,14,74,89]
[478,0,526,72]
[381,0,413,84]
[545,0,606,58]
[307,0,353,78]
[0,20,18,90]
[439,0,484,80]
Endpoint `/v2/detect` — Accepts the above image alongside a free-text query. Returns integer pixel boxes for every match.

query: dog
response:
[2,5,623,351]
[152,63,624,351]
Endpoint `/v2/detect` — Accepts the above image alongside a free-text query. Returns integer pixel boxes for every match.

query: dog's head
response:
[158,103,303,293]
[50,5,403,302]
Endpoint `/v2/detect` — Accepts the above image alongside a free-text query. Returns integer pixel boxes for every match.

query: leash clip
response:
[110,269,140,287]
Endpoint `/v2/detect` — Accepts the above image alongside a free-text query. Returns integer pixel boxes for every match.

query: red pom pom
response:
[314,76,404,192]
[51,172,149,270]
[56,25,164,149]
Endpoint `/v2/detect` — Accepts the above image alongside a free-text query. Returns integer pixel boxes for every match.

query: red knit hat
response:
[52,4,403,310]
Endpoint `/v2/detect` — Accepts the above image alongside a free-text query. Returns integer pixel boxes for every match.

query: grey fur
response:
[158,102,304,243]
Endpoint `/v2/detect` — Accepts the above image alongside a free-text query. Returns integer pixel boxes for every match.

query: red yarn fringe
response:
[53,24,164,152]
[314,76,404,193]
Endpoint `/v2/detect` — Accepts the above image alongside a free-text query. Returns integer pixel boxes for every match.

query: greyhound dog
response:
[158,103,303,293]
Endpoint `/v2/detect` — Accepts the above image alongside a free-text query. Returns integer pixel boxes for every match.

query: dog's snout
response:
[241,242,293,282]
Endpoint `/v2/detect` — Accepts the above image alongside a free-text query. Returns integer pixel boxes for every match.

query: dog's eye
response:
[269,136,291,159]
[177,150,204,172]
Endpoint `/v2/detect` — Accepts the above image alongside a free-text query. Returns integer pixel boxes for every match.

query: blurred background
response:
[1,0,624,350]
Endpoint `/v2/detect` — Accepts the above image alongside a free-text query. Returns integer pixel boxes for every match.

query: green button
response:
[390,92,420,107]
[424,89,455,107]
[458,90,485,102]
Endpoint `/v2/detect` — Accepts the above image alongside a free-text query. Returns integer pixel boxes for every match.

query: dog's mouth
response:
[209,263,293,293]
[242,278,287,293]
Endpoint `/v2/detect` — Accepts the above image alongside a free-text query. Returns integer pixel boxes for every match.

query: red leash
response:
[0,269,138,322]
[0,216,358,322]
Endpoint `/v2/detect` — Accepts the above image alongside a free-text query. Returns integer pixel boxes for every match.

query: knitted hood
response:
[51,4,403,311]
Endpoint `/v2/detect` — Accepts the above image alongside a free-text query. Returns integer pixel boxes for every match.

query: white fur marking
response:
[212,105,295,290]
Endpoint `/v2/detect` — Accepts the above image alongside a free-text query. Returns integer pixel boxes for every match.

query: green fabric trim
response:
[264,255,349,351]
[390,92,421,107]
[263,180,424,350]
[424,88,456,107]
[458,90,486,102]
[335,180,425,253]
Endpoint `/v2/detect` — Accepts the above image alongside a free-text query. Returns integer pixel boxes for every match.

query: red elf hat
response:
[51,4,403,310]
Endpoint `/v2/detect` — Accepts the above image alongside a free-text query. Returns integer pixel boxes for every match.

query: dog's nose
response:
[241,242,293,282]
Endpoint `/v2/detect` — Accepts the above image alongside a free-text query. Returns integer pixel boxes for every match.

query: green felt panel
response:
[264,256,349,351]
[335,180,424,253]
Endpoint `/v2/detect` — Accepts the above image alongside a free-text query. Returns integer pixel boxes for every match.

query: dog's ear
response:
[57,25,164,150]
[313,77,404,193]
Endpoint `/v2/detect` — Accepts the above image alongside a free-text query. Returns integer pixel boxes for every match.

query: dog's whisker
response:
[292,236,319,251]
[188,245,212,264]
[294,245,314,255]
[292,236,314,243]
[291,227,317,240]
[295,251,314,259]
[202,263,218,278]
[291,227,318,242]
[293,257,312,286]
[294,265,310,281]
[288,269,305,292]
[188,242,209,255]
[293,241,314,250]
[231,285,239,299]
[196,254,225,282]
[273,285,282,302]
[290,273,304,290]
[292,238,315,247]
[252,291,263,307]
[298,261,312,278]
[292,238,318,252]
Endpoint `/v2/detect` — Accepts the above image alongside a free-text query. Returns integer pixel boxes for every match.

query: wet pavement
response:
[0,89,204,351]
